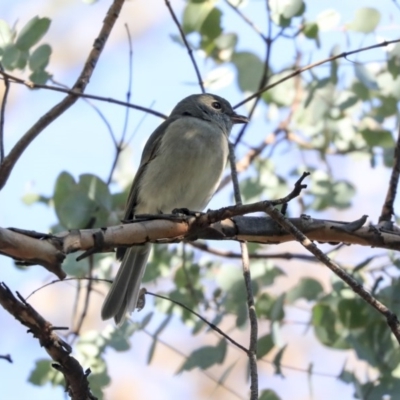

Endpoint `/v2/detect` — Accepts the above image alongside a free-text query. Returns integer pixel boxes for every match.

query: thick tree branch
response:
[3,213,400,274]
[0,0,127,190]
[0,282,96,400]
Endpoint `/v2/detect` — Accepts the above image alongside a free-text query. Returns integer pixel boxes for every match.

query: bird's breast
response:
[135,118,229,214]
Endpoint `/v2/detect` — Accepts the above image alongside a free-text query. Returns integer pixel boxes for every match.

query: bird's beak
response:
[231,112,249,124]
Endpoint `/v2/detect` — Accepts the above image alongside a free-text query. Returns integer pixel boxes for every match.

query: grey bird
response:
[101,93,248,325]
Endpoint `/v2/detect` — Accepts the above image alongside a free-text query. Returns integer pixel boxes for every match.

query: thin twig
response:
[0,63,10,163]
[50,77,118,147]
[106,25,135,185]
[379,122,400,223]
[0,70,167,118]
[146,291,248,353]
[164,0,205,93]
[141,328,244,399]
[263,202,400,344]
[120,23,134,145]
[189,242,319,262]
[26,277,110,300]
[234,38,400,109]
[0,0,128,191]
[71,256,94,342]
[224,0,267,41]
[234,1,273,146]
[228,142,258,399]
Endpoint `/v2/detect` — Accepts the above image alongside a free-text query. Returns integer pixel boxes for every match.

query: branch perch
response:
[0,282,97,400]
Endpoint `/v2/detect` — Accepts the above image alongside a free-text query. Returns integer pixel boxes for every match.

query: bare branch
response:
[0,71,167,120]
[146,291,249,353]
[164,0,205,93]
[0,63,10,163]
[70,256,94,342]
[228,142,258,399]
[189,241,319,262]
[5,206,400,273]
[224,0,268,42]
[234,0,273,147]
[0,282,97,400]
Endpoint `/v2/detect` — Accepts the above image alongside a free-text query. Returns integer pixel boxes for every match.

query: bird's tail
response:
[101,244,151,325]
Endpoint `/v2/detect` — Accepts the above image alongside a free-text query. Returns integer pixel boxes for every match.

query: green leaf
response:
[361,128,395,148]
[262,71,297,106]
[56,189,97,229]
[388,56,400,80]
[28,359,60,386]
[53,171,76,205]
[338,368,358,384]
[182,1,213,34]
[1,44,21,70]
[52,172,110,229]
[29,44,51,70]
[232,51,264,93]
[337,298,369,329]
[287,278,324,303]
[0,20,13,49]
[16,16,51,51]
[270,293,285,322]
[331,180,355,209]
[347,8,380,33]
[272,345,287,376]
[303,22,318,39]
[388,43,400,79]
[200,8,222,40]
[259,389,282,400]
[270,0,304,26]
[78,174,112,211]
[179,340,227,372]
[257,333,274,359]
[355,64,379,90]
[29,69,51,84]
[256,293,274,318]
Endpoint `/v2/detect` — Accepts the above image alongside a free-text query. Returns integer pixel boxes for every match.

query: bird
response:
[101,93,248,325]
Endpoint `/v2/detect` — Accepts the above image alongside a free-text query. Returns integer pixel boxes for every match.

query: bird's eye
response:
[212,101,222,110]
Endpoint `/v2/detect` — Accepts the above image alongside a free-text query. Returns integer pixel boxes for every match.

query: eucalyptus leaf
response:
[259,389,282,400]
[257,333,274,359]
[178,340,227,372]
[287,278,324,303]
[29,44,51,70]
[16,16,51,51]
[182,1,213,34]
[347,7,380,33]
[0,19,12,48]
[232,51,265,93]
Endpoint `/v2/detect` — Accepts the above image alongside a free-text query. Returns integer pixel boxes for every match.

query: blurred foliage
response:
[0,16,52,84]
[9,0,400,399]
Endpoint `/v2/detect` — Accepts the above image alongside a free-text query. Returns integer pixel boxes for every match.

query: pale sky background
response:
[0,0,400,399]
